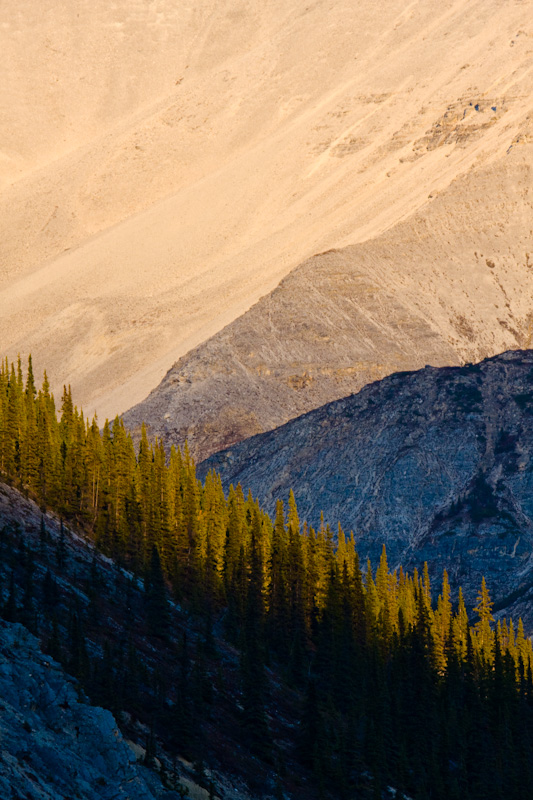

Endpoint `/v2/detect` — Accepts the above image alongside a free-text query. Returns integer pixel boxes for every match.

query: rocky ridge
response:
[200,350,533,626]
[124,147,533,462]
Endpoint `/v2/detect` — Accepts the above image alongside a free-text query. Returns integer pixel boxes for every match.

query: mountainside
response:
[125,147,533,461]
[2,0,533,421]
[200,349,533,622]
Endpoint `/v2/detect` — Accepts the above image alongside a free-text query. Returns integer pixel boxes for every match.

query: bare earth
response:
[1,0,533,421]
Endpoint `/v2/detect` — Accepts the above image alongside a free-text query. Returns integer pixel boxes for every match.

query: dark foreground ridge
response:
[0,617,170,800]
[201,349,533,625]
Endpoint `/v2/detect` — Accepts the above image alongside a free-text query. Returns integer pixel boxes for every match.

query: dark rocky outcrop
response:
[200,350,533,625]
[0,482,307,800]
[0,619,169,800]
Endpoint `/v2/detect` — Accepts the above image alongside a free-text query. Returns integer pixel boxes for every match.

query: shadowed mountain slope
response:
[0,482,292,800]
[124,148,533,461]
[2,0,533,420]
[0,620,173,800]
[199,350,533,622]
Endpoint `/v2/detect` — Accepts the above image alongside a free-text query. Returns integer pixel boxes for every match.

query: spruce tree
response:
[241,523,271,758]
[145,544,169,638]
[473,576,494,662]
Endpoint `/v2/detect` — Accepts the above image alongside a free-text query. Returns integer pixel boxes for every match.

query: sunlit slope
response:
[123,145,533,461]
[1,0,533,419]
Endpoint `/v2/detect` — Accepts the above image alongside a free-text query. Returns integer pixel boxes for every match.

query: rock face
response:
[199,350,533,623]
[0,619,170,800]
[124,148,533,462]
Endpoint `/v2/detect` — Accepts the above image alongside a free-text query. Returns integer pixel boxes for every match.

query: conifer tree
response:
[241,522,270,757]
[474,576,494,662]
[268,500,289,659]
[298,678,326,772]
[287,492,308,682]
[146,544,169,638]
[434,569,452,674]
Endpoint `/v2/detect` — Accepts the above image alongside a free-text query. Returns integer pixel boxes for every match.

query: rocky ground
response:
[2,1,533,422]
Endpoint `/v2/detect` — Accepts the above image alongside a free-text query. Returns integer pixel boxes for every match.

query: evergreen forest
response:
[1,355,533,799]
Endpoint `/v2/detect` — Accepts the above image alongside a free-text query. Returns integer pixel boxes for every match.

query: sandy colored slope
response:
[123,145,533,461]
[1,0,533,420]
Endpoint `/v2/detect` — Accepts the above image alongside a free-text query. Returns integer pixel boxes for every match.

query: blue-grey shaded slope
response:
[0,619,170,800]
[200,350,533,620]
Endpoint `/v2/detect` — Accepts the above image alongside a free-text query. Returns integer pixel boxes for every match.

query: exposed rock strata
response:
[199,350,533,625]
[124,149,533,462]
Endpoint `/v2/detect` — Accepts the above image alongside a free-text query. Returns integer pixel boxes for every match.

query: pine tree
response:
[473,576,494,663]
[287,492,308,682]
[241,521,271,757]
[268,500,289,659]
[434,569,452,674]
[298,678,326,772]
[145,545,169,638]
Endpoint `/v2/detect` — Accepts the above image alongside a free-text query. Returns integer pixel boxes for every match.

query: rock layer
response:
[124,148,533,462]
